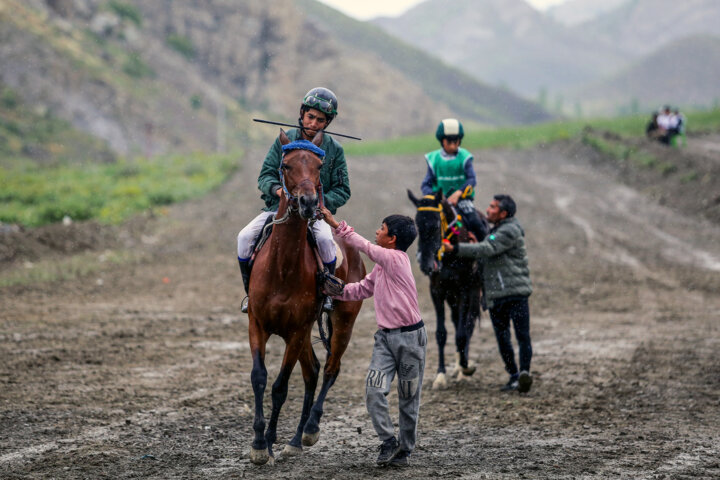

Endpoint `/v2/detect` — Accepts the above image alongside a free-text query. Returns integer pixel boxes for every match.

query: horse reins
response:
[417,196,463,261]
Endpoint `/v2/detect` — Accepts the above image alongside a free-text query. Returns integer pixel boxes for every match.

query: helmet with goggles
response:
[301,87,338,120]
[435,118,464,143]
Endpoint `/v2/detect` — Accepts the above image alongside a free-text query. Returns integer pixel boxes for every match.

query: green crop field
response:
[0,152,239,227]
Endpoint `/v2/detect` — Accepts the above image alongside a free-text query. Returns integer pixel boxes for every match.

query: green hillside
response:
[0,83,114,167]
[579,35,720,115]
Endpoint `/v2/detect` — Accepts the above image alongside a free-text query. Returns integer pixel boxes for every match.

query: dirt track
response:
[1,139,719,479]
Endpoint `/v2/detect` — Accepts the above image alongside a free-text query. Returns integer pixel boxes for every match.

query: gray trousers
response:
[365,326,427,453]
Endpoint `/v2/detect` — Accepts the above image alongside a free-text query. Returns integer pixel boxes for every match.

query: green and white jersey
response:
[424,147,474,198]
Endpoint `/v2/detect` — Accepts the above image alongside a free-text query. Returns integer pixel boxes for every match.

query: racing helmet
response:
[301,87,338,120]
[435,118,464,143]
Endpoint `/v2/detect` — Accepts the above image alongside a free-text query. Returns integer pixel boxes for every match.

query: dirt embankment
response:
[1,138,719,479]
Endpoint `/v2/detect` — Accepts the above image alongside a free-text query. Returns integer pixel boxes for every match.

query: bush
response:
[108,1,142,27]
[122,54,154,78]
[166,34,196,60]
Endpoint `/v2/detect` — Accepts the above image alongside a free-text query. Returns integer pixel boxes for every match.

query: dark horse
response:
[247,130,365,465]
[408,189,487,389]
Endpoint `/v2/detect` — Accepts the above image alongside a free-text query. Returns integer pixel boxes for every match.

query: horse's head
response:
[279,129,324,219]
[408,189,444,275]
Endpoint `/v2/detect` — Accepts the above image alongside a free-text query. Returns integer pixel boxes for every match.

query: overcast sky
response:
[315,0,570,21]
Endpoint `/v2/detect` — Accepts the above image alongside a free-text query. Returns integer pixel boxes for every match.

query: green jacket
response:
[455,217,532,308]
[257,129,350,214]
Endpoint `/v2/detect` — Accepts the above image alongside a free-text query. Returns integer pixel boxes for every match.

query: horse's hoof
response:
[462,365,477,376]
[456,371,471,382]
[433,372,447,390]
[302,430,320,446]
[282,444,303,457]
[250,447,270,465]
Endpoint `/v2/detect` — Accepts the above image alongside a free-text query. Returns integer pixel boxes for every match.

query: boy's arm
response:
[334,221,399,268]
[257,139,283,198]
[319,208,399,269]
[420,164,435,195]
[334,268,377,301]
[322,148,350,214]
[461,157,477,191]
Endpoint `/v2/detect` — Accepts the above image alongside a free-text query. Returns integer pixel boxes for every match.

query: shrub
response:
[122,53,154,78]
[108,1,142,27]
[166,34,196,60]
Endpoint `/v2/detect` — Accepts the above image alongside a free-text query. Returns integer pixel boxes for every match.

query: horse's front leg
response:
[430,278,449,389]
[302,310,354,445]
[249,317,270,465]
[284,339,320,456]
[454,296,477,378]
[264,331,306,461]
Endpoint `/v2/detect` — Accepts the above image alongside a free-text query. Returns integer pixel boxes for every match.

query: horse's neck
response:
[267,214,311,274]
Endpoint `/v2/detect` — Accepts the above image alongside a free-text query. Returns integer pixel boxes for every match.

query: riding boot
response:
[322,260,336,312]
[238,258,251,313]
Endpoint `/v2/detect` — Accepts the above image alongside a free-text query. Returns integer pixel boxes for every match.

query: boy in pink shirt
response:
[320,207,426,467]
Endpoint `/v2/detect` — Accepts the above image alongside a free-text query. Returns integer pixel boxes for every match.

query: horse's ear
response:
[408,189,419,207]
[435,189,443,202]
[311,130,323,147]
[279,129,290,146]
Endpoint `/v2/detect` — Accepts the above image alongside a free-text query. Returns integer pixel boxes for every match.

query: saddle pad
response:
[334,240,344,269]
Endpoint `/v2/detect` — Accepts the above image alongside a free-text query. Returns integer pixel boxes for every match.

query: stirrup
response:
[322,296,334,312]
[241,296,249,313]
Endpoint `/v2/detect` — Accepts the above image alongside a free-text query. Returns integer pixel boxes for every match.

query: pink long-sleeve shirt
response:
[333,221,421,330]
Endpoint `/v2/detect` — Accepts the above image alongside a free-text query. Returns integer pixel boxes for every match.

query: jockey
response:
[421,119,487,241]
[237,87,350,313]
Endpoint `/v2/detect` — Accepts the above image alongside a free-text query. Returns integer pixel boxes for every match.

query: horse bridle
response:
[417,196,463,261]
[274,153,325,226]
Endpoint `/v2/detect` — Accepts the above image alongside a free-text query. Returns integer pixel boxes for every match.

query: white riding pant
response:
[237,211,336,265]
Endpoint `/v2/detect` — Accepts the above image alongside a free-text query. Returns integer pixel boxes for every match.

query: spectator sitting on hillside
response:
[646,111,661,140]
[656,105,673,144]
[654,105,685,146]
[671,108,686,135]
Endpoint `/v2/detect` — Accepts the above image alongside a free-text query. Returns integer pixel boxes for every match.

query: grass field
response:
[344,109,720,156]
[0,152,239,227]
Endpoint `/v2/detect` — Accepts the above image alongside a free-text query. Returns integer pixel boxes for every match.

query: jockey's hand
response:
[275,187,283,198]
[447,190,462,205]
[319,207,339,229]
[468,232,478,243]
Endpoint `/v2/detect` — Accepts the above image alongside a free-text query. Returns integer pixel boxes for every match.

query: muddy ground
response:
[1,136,719,479]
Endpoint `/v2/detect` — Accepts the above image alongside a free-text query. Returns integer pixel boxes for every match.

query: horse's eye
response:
[281,163,290,170]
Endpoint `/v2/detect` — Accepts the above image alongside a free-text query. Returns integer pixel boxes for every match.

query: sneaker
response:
[390,449,409,467]
[500,375,519,392]
[518,370,533,393]
[376,437,399,466]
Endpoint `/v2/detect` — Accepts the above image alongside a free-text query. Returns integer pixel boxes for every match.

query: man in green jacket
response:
[237,87,350,313]
[443,194,533,393]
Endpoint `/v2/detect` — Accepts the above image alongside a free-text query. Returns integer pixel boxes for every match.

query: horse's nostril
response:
[300,195,318,208]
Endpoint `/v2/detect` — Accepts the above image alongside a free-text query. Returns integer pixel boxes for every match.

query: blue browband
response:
[281,140,325,158]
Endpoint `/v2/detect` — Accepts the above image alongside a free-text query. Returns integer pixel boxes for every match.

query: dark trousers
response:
[489,296,532,375]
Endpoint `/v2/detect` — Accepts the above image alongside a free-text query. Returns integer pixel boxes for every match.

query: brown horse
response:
[247,130,365,465]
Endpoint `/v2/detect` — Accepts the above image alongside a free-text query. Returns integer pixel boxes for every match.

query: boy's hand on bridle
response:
[467,232,478,243]
[447,190,462,205]
[319,207,340,228]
